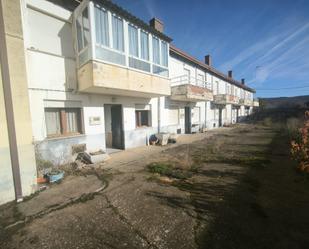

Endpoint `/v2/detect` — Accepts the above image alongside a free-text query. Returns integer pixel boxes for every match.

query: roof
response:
[93,0,172,42]
[170,45,256,93]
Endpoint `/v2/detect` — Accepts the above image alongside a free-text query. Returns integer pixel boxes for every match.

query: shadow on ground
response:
[146,125,309,249]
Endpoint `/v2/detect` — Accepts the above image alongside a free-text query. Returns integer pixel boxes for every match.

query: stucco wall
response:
[0,63,15,204]
[0,0,37,203]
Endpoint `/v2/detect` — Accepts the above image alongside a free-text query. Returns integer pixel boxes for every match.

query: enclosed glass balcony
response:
[73,0,171,97]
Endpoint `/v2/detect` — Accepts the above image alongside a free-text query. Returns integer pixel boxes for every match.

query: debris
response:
[168,133,178,144]
[156,133,170,146]
[89,151,110,164]
[46,170,65,183]
[76,152,92,164]
[71,143,86,155]
[37,177,48,184]
[149,134,159,145]
[89,150,104,156]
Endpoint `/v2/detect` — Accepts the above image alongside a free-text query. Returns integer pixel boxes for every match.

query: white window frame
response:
[74,2,170,79]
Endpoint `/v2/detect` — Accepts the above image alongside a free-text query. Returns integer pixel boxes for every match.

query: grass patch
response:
[194,151,271,169]
[147,162,193,180]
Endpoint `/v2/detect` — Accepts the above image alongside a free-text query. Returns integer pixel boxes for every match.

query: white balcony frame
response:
[73,0,170,79]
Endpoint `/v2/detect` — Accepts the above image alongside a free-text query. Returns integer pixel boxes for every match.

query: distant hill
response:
[260,95,309,109]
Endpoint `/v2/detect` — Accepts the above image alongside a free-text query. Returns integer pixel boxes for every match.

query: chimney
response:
[241,78,245,85]
[149,18,164,33]
[204,55,212,66]
[228,70,233,78]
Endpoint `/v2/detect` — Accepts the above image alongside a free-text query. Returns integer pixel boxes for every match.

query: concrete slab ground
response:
[18,175,104,218]
[2,124,309,249]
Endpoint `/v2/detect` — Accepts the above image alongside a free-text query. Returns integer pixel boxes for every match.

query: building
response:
[0,0,257,204]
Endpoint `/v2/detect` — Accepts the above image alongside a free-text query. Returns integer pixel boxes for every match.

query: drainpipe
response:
[0,1,23,201]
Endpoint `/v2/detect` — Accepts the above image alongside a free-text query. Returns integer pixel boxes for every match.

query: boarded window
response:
[45,108,82,137]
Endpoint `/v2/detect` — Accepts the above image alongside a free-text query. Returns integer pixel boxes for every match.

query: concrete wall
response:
[0,0,37,204]
[0,63,15,204]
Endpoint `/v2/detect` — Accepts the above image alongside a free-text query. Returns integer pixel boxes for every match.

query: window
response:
[136,110,151,127]
[112,15,124,52]
[82,8,90,47]
[45,108,82,137]
[140,31,149,60]
[226,84,230,94]
[76,7,90,52]
[184,68,191,82]
[161,41,168,67]
[94,6,109,47]
[197,74,205,87]
[152,37,160,64]
[128,25,138,57]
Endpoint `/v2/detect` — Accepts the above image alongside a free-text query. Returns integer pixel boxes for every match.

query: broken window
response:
[135,110,151,127]
[45,108,82,137]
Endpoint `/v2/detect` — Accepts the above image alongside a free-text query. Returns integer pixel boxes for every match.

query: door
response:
[111,105,124,149]
[219,108,222,127]
[185,106,191,134]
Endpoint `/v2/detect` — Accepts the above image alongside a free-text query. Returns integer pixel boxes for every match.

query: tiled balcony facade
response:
[170,75,213,102]
[214,94,240,105]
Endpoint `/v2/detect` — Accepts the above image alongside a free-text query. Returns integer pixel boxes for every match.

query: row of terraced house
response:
[0,0,259,204]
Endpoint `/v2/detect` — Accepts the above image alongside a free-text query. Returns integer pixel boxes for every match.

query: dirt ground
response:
[1,123,309,249]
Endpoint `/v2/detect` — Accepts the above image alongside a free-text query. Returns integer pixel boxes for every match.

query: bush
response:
[290,111,309,173]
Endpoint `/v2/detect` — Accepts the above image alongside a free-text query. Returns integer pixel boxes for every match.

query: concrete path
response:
[17,175,104,219]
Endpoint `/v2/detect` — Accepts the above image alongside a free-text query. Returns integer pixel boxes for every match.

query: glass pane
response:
[128,25,138,57]
[82,8,90,47]
[66,109,79,133]
[112,16,124,52]
[161,41,168,67]
[152,37,160,64]
[140,31,149,60]
[76,17,83,52]
[45,109,61,136]
[96,46,126,65]
[153,65,169,77]
[95,6,109,46]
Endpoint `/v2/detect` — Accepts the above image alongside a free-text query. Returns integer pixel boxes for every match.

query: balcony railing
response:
[171,75,212,90]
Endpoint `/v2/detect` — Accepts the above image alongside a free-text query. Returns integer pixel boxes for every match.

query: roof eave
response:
[92,0,172,42]
[169,45,256,93]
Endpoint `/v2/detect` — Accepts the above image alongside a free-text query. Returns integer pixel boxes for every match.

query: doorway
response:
[185,106,191,134]
[104,104,124,150]
[218,108,223,127]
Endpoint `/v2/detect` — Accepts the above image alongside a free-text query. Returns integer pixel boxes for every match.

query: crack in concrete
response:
[4,183,107,233]
[103,194,159,249]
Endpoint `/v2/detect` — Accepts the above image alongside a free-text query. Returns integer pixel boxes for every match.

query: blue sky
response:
[114,0,309,98]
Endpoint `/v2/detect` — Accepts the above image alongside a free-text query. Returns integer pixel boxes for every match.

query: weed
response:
[147,162,193,180]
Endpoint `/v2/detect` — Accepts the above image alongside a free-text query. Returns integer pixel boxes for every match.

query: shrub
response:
[290,111,309,172]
